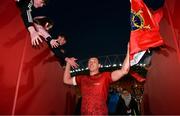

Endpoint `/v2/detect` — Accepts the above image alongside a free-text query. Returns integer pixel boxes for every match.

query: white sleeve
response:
[35,24,51,39]
[72,76,77,86]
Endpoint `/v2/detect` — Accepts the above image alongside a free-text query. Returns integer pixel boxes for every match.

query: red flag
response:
[152,8,164,25]
[130,70,146,82]
[130,0,164,65]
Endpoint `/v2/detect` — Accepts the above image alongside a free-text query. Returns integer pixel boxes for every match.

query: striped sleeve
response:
[16,0,34,28]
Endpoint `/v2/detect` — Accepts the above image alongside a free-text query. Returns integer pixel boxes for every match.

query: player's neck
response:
[90,70,99,76]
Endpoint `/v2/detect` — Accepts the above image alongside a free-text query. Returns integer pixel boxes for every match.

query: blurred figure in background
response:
[116,89,140,115]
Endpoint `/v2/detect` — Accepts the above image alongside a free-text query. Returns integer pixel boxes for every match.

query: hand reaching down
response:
[50,39,59,48]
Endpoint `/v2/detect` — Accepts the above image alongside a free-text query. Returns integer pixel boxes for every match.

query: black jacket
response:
[16,0,34,28]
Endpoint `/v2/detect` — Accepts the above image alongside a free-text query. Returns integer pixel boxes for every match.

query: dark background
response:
[33,0,131,60]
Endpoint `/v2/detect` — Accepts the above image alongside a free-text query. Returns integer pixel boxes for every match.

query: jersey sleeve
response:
[104,72,113,84]
[71,76,82,86]
[75,75,82,86]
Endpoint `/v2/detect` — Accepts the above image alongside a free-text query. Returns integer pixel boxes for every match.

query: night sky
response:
[34,0,131,60]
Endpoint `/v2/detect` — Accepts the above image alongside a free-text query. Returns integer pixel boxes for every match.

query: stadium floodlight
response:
[113,64,117,67]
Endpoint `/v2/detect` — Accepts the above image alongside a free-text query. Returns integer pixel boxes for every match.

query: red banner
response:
[130,0,164,61]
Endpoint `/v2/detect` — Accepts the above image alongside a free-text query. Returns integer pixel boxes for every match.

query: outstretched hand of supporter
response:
[65,57,79,69]
[30,31,43,46]
[36,26,51,40]
[50,39,59,48]
[28,26,43,46]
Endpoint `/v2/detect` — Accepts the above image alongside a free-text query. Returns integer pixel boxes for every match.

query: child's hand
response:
[50,39,59,48]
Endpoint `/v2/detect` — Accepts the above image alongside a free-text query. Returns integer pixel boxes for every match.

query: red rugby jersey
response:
[75,72,113,115]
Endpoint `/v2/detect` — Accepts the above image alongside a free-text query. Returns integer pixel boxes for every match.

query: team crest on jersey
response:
[131,9,150,31]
